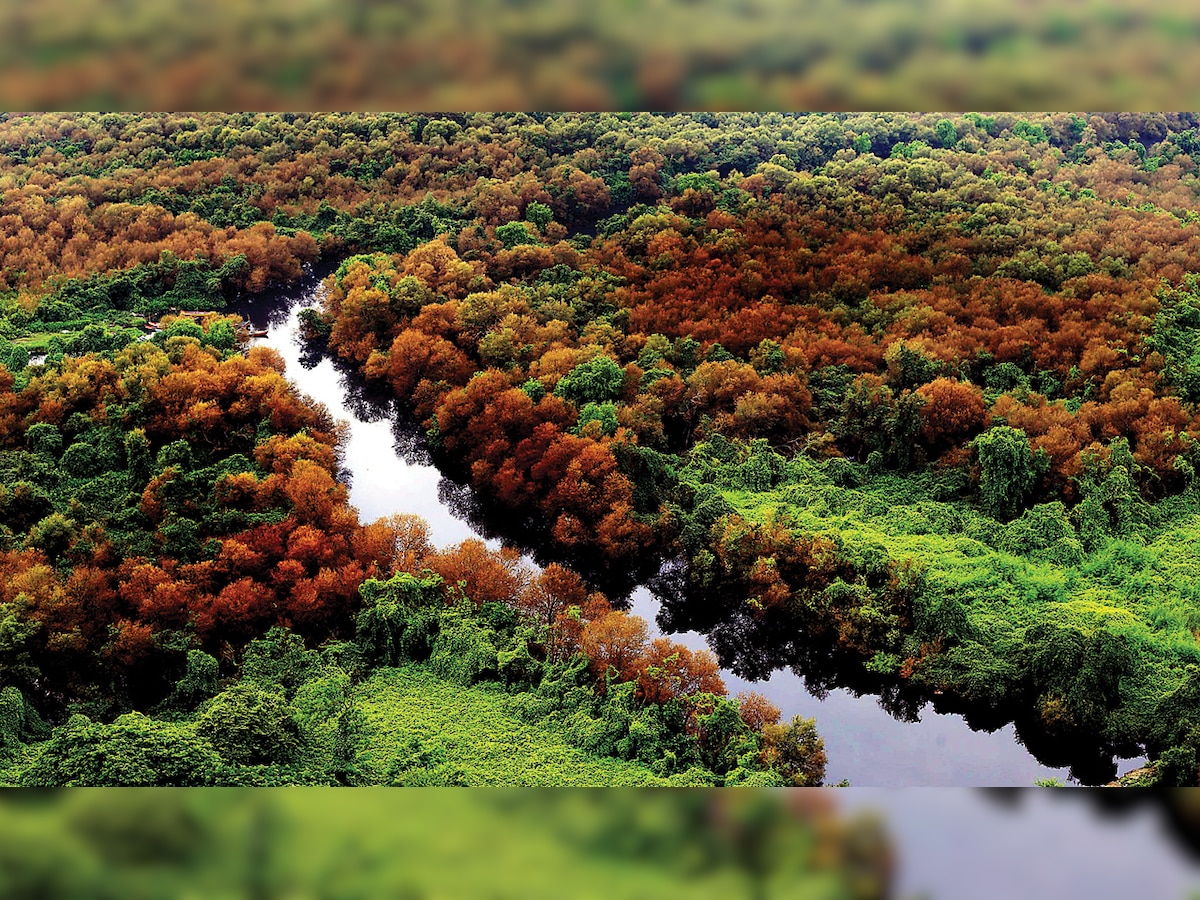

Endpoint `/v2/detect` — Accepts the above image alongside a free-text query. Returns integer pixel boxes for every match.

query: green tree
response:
[749,339,785,376]
[62,442,102,478]
[525,202,553,230]
[555,356,626,405]
[355,573,445,667]
[974,425,1040,519]
[205,320,237,353]
[936,118,958,147]
[1156,745,1198,787]
[0,685,47,750]
[496,221,537,249]
[429,604,500,685]
[124,428,153,484]
[1152,274,1200,402]
[26,513,76,559]
[167,650,220,710]
[575,401,620,437]
[241,627,324,697]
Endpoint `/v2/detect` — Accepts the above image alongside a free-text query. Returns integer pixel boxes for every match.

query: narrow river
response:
[235,278,1144,787]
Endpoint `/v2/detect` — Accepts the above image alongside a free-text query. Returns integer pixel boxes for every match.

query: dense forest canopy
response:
[7,112,1200,783]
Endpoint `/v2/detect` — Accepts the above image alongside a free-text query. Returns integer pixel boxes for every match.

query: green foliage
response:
[1001,502,1083,565]
[693,694,757,774]
[496,221,538,249]
[0,685,47,751]
[935,118,958,147]
[156,439,195,473]
[497,630,543,689]
[520,377,547,402]
[524,202,553,229]
[24,423,62,457]
[429,603,500,685]
[124,428,152,484]
[61,441,102,478]
[204,319,237,353]
[1151,274,1200,403]
[20,713,223,786]
[1156,745,1198,787]
[240,627,325,698]
[354,667,675,786]
[25,512,76,559]
[1072,441,1152,549]
[575,400,620,437]
[355,573,445,667]
[1013,119,1049,145]
[554,355,626,405]
[0,341,29,373]
[166,650,220,710]
[975,425,1040,519]
[160,318,205,342]
[196,683,302,766]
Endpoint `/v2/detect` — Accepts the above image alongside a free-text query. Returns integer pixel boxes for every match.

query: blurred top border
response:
[1,0,1199,110]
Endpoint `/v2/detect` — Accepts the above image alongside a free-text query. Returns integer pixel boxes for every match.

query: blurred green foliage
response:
[0,789,892,900]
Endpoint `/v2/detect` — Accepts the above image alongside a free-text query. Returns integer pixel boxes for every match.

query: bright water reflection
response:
[846,791,1200,900]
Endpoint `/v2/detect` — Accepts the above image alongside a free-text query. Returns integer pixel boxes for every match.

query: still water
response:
[235,280,1141,788]
[846,791,1200,899]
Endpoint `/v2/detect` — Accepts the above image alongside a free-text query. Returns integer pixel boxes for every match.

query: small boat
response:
[247,328,269,338]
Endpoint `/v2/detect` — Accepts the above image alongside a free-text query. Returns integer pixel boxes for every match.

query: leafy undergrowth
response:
[676,436,1200,781]
[353,666,692,786]
[0,663,687,787]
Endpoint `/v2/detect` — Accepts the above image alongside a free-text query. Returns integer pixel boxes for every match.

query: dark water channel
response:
[234,279,1145,788]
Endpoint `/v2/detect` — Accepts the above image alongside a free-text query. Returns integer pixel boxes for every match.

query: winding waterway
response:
[234,277,1145,787]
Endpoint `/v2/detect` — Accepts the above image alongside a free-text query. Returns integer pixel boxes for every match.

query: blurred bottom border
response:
[2,788,1200,899]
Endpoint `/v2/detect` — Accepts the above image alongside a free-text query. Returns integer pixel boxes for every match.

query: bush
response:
[20,713,223,786]
[61,442,102,478]
[196,683,301,766]
[24,423,62,457]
